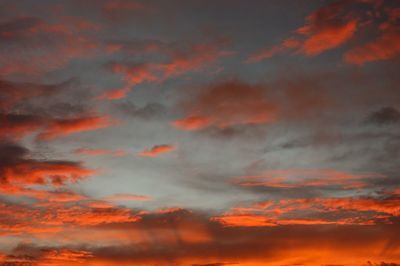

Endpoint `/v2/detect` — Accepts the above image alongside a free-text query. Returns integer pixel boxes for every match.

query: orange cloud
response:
[104,193,152,201]
[5,189,88,203]
[0,79,113,143]
[212,195,400,228]
[173,80,277,130]
[0,245,93,266]
[343,5,400,64]
[247,1,400,65]
[101,41,230,100]
[41,249,93,264]
[236,168,378,189]
[0,204,399,265]
[0,143,95,204]
[2,161,95,187]
[139,144,176,157]
[344,28,400,64]
[0,198,141,238]
[74,148,127,157]
[42,204,140,226]
[37,116,113,140]
[159,42,231,79]
[212,214,276,227]
[0,114,114,141]
[301,19,358,56]
[247,1,359,62]
[97,86,131,100]
[173,116,213,130]
[212,214,361,227]
[246,38,301,63]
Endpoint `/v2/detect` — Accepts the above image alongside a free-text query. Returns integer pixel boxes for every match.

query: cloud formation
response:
[139,144,176,157]
[0,0,399,265]
[247,0,400,64]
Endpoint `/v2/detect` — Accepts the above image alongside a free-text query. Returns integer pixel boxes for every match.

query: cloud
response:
[298,1,358,56]
[0,78,63,110]
[97,87,131,100]
[366,107,400,125]
[0,16,100,76]
[74,148,127,157]
[173,80,277,130]
[100,40,231,100]
[114,101,168,119]
[247,0,359,62]
[34,191,87,203]
[103,193,152,201]
[246,38,300,63]
[212,194,400,227]
[139,144,176,157]
[0,113,43,139]
[5,210,398,265]
[344,29,400,64]
[301,19,357,56]
[173,78,327,130]
[344,6,400,64]
[0,78,113,141]
[173,116,214,130]
[41,203,140,226]
[0,244,93,266]
[0,197,140,238]
[0,142,95,191]
[0,207,399,265]
[247,0,400,64]
[236,168,379,190]
[0,1,399,266]
[36,116,114,140]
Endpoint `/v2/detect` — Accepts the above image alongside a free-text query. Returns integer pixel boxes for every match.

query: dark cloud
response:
[0,17,42,42]
[366,107,400,126]
[0,78,64,110]
[0,243,92,266]
[0,141,93,189]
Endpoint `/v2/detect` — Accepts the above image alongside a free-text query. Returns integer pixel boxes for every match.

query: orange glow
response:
[2,161,95,188]
[104,193,152,201]
[302,19,358,56]
[173,115,213,130]
[37,116,113,140]
[345,29,400,64]
[139,144,176,157]
[97,86,131,100]
[236,168,379,189]
[174,80,277,130]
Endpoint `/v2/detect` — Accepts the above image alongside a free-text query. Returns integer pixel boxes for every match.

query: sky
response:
[0,0,400,265]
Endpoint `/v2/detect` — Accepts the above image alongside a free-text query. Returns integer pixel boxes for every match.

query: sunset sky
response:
[0,0,400,265]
